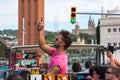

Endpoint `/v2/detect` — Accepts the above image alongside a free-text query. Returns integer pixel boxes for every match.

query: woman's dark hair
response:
[72,62,82,72]
[19,71,31,80]
[85,60,92,69]
[69,73,78,80]
[89,66,107,79]
[109,66,120,79]
[7,74,24,80]
[59,30,72,50]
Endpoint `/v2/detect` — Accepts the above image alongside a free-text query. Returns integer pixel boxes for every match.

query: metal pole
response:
[22,18,24,46]
[22,18,25,54]
[77,12,120,15]
[102,50,105,65]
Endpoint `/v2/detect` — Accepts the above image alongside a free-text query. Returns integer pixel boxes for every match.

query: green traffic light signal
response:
[70,7,76,24]
[71,18,76,23]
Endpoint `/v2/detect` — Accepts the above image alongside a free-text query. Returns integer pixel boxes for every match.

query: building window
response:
[108,43,111,46]
[119,28,120,32]
[113,28,117,32]
[108,28,111,32]
[113,43,117,46]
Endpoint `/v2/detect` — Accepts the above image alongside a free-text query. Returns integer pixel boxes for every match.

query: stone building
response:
[72,16,96,36]
[100,7,120,63]
[100,7,120,47]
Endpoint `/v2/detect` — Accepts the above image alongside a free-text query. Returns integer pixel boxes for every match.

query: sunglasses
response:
[105,71,113,74]
[55,38,63,42]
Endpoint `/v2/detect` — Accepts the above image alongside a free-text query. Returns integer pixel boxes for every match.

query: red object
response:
[10,52,15,68]
[36,55,41,67]
[16,54,22,59]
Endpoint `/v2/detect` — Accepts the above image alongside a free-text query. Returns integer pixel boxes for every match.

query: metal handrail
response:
[0,68,14,74]
[0,68,14,80]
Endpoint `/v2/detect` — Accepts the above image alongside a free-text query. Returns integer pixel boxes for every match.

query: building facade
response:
[100,7,120,62]
[18,0,44,46]
[100,7,120,47]
[72,16,96,36]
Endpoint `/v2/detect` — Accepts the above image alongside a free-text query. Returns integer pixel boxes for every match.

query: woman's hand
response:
[107,51,113,58]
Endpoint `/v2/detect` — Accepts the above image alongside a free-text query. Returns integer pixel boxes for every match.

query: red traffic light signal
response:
[71,7,76,12]
[70,7,76,24]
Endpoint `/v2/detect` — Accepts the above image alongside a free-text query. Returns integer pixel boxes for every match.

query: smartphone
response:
[107,46,114,54]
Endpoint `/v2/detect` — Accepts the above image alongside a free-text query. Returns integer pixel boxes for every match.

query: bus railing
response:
[0,68,14,80]
[26,73,90,80]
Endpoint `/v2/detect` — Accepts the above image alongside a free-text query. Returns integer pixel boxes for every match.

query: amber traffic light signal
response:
[70,7,76,24]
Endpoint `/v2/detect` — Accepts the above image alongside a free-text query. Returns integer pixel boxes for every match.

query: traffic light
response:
[70,7,76,24]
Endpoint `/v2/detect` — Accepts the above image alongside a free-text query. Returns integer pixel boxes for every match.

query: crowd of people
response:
[70,50,120,80]
[71,61,120,80]
[6,54,120,80]
[6,19,120,80]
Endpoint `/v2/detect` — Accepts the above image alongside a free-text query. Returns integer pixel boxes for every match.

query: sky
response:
[0,0,120,32]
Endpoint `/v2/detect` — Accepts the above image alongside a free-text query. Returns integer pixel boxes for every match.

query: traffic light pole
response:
[70,7,120,24]
[77,12,120,15]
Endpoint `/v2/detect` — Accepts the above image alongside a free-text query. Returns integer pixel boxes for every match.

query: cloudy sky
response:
[0,0,120,32]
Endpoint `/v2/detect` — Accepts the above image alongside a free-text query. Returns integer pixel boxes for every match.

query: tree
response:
[71,33,77,42]
[0,41,9,58]
[0,44,6,57]
[45,31,57,44]
[79,33,95,44]
[45,31,78,44]
[96,19,100,44]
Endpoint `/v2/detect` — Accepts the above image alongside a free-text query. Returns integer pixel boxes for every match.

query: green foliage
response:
[46,40,53,44]
[0,44,9,58]
[0,44,5,57]
[0,29,97,58]
[79,33,95,44]
[0,29,18,37]
[45,31,57,44]
[70,33,77,42]
[0,38,10,58]
[0,29,18,42]
[0,29,91,44]
[45,31,94,44]
[45,31,78,43]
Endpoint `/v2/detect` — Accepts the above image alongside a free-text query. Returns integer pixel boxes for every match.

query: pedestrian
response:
[105,66,120,80]
[72,62,82,72]
[89,66,107,80]
[82,60,92,73]
[107,50,120,67]
[37,19,72,74]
